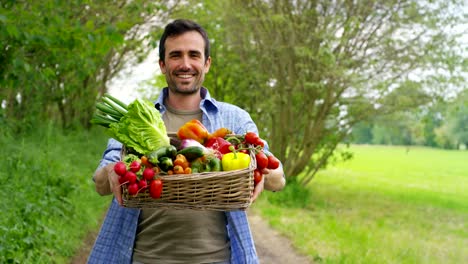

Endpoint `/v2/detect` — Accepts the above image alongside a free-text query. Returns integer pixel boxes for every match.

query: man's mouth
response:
[177,74,194,79]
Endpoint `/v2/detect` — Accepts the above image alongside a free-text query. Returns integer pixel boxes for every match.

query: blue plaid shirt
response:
[88,88,261,264]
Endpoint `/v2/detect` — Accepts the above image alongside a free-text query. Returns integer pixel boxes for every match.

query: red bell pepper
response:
[205,136,233,159]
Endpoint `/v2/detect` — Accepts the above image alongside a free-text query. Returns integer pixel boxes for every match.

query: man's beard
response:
[168,84,200,95]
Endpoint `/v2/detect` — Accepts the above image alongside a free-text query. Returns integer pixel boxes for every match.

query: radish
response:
[118,175,128,185]
[127,183,139,195]
[129,161,141,173]
[142,167,155,181]
[138,180,148,190]
[125,171,137,184]
[114,161,127,176]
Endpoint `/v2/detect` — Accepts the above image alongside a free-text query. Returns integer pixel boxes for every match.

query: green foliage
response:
[0,1,171,132]
[176,0,467,185]
[263,178,311,209]
[0,124,110,263]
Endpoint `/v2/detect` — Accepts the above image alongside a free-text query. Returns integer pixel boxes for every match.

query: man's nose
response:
[180,55,191,69]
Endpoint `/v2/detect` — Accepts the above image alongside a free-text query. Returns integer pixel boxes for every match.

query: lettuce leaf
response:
[108,99,170,155]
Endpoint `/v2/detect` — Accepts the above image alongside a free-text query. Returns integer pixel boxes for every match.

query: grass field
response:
[253,145,468,264]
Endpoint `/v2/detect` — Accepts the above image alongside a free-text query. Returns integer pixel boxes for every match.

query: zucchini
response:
[158,156,173,172]
[148,145,177,164]
[177,146,205,161]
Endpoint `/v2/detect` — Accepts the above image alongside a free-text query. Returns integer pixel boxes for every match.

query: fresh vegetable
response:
[114,161,127,176]
[140,156,153,168]
[138,180,148,190]
[147,145,177,165]
[221,150,251,171]
[267,154,280,169]
[149,179,163,199]
[177,119,209,144]
[206,157,222,172]
[91,94,170,155]
[173,165,185,174]
[127,183,139,195]
[205,137,232,159]
[254,169,263,186]
[209,127,232,139]
[179,138,205,150]
[173,154,189,169]
[255,151,269,170]
[142,167,155,181]
[190,158,205,173]
[158,156,174,172]
[177,146,205,161]
[125,171,137,184]
[129,161,141,173]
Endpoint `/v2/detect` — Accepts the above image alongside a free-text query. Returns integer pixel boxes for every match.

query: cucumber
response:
[177,146,205,161]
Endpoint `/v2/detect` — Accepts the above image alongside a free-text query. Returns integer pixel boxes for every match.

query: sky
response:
[107,49,160,104]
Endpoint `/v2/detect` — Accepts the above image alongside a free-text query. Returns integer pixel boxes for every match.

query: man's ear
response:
[204,56,212,73]
[159,60,166,74]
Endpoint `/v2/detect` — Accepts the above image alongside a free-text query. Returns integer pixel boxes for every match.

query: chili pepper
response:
[205,137,233,159]
[221,151,251,171]
[177,119,209,144]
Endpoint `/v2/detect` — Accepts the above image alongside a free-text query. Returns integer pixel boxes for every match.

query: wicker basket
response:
[121,142,256,211]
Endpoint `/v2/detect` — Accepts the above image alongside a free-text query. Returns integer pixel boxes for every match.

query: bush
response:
[0,124,111,263]
[264,178,311,209]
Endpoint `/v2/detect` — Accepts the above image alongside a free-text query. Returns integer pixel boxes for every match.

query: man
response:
[88,19,285,264]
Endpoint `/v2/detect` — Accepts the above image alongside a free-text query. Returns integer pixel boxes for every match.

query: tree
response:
[0,1,178,131]
[178,0,467,185]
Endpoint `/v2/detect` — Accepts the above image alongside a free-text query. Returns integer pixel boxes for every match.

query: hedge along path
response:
[70,210,312,264]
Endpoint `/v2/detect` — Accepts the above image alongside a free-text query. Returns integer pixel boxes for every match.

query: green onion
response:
[90,94,129,128]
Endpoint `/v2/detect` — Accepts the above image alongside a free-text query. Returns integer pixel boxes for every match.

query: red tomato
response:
[255,151,269,170]
[254,138,265,148]
[149,179,163,199]
[253,170,263,186]
[267,155,280,170]
[244,132,259,145]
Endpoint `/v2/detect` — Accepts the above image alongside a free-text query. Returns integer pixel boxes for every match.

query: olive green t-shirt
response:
[132,104,230,264]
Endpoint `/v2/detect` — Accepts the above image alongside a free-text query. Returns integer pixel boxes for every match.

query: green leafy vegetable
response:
[107,99,170,155]
[91,94,170,155]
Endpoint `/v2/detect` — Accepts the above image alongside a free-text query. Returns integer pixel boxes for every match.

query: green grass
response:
[252,145,468,264]
[0,124,111,263]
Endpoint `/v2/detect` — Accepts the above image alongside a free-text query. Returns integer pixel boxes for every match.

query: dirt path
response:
[70,210,311,264]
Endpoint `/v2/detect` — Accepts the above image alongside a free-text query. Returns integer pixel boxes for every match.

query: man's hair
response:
[159,19,210,62]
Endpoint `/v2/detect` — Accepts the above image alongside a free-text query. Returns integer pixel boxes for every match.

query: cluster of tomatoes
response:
[241,132,281,186]
[113,159,163,198]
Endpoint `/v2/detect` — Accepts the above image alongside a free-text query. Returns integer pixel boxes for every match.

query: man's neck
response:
[165,90,202,111]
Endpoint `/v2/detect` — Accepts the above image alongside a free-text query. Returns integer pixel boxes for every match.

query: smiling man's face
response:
[159,31,211,95]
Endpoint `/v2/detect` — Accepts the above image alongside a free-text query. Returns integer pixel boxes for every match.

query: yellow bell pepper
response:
[221,151,251,171]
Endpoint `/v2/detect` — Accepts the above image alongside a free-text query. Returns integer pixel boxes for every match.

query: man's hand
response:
[94,163,123,206]
[264,167,286,192]
[251,172,265,202]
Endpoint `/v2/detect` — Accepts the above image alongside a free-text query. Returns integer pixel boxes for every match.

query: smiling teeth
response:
[178,75,192,78]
